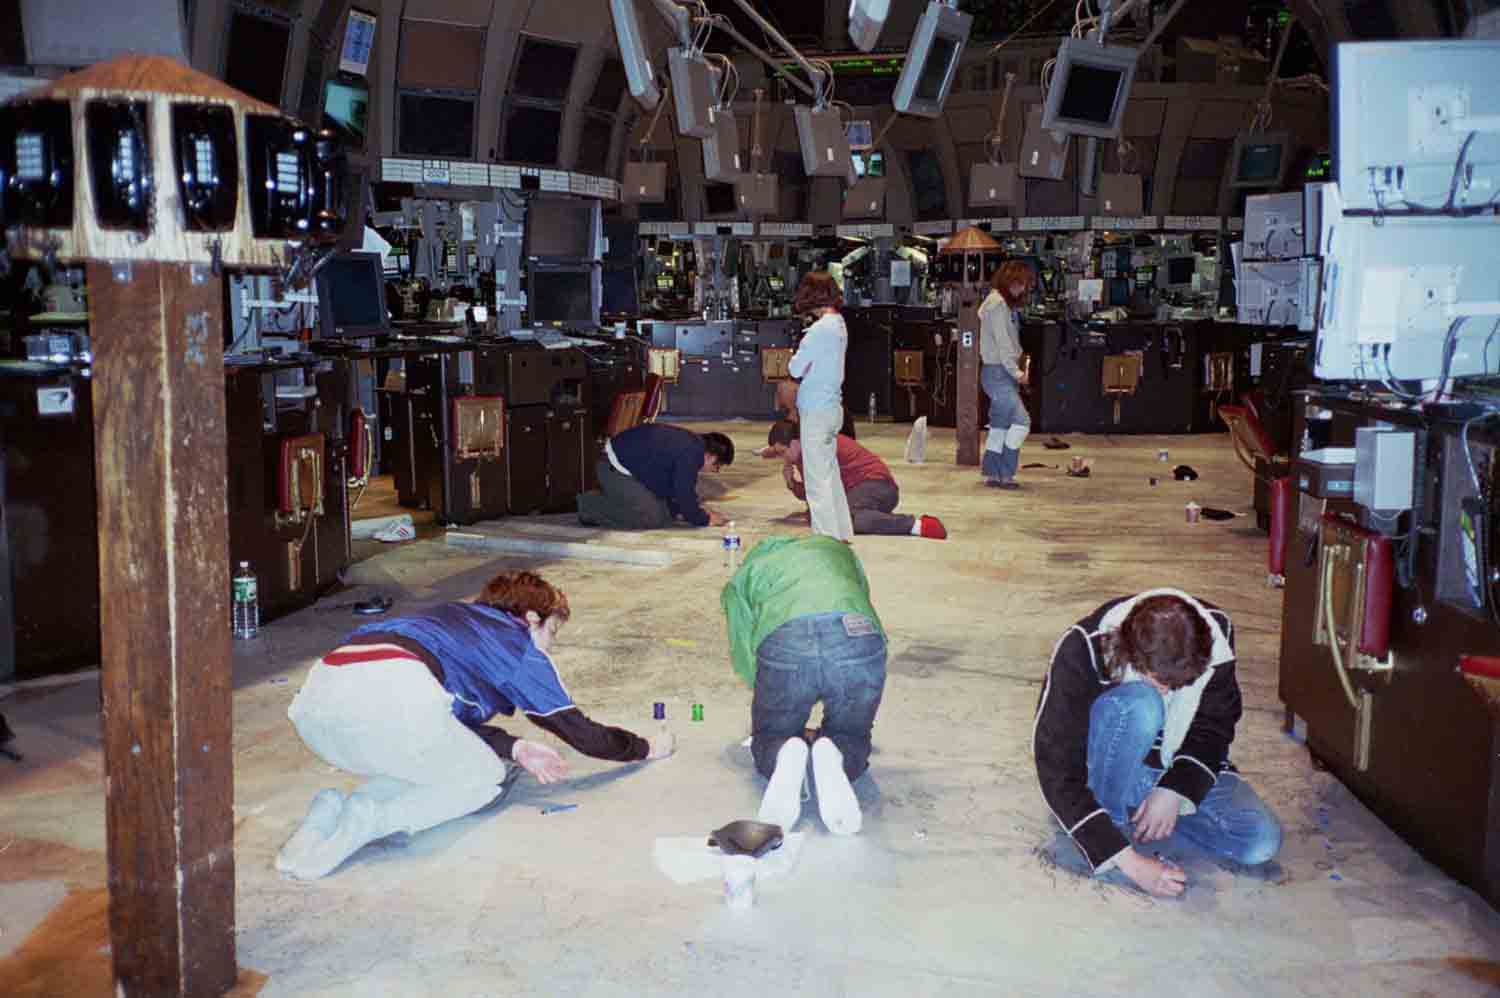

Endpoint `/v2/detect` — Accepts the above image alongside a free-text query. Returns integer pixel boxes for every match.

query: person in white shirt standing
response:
[787,272,854,541]
[977,260,1037,488]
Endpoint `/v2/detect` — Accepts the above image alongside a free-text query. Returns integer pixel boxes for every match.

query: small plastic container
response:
[721,854,756,910]
[1185,502,1202,524]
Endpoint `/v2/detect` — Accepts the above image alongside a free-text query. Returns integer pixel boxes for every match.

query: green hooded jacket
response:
[720,534,884,686]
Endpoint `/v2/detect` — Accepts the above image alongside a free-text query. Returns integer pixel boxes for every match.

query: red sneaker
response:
[918,515,947,540]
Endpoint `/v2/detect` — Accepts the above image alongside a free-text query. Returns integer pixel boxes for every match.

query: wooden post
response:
[87,260,236,997]
[956,289,982,466]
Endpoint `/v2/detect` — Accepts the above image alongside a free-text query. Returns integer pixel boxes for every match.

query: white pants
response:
[287,653,509,837]
[798,403,854,542]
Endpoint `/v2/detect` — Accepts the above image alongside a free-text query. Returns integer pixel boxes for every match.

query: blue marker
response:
[541,803,579,815]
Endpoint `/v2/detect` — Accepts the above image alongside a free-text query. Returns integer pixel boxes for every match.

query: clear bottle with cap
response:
[722,521,742,570]
[868,392,877,422]
[231,560,259,640]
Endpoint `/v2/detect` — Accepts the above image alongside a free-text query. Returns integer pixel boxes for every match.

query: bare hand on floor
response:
[512,739,568,784]
[1117,848,1186,897]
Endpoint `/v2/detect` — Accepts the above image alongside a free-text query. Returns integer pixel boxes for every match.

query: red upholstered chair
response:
[641,372,665,423]
[1219,401,1293,586]
[604,390,648,438]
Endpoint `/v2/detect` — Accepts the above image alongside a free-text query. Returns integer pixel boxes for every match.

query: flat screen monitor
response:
[589,59,628,113]
[397,92,475,159]
[892,2,972,118]
[316,252,389,339]
[513,36,578,102]
[846,120,874,151]
[323,76,369,149]
[608,0,662,110]
[22,0,185,65]
[529,267,597,324]
[854,151,885,178]
[526,197,598,261]
[704,182,737,216]
[1229,131,1289,189]
[338,8,377,77]
[504,104,562,165]
[1040,38,1138,140]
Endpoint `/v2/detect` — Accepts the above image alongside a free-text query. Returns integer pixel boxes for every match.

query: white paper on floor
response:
[904,417,929,464]
[653,833,804,885]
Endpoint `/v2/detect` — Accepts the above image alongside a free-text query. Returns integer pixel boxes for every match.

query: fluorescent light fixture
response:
[848,0,891,53]
[1040,37,1138,140]
[610,0,662,111]
[892,2,972,118]
[795,104,854,177]
[668,47,715,138]
[1331,40,1500,213]
[1229,131,1290,189]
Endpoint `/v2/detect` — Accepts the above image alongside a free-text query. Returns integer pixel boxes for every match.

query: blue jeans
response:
[751,612,887,782]
[1087,683,1282,866]
[980,364,1029,481]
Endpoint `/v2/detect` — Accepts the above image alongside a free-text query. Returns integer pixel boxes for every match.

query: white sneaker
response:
[757,738,810,832]
[275,789,345,875]
[812,738,862,836]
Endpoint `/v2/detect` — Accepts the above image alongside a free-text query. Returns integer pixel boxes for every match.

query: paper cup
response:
[1070,456,1086,473]
[1158,449,1169,462]
[721,854,756,910]
[1185,502,1202,524]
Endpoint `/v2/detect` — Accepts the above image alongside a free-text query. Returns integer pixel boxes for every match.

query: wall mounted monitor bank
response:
[892,2,972,119]
[1229,130,1290,189]
[1040,38,1139,140]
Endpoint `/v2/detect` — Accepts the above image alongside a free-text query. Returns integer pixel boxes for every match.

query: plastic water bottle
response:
[232,561,259,640]
[722,521,742,570]
[868,392,878,422]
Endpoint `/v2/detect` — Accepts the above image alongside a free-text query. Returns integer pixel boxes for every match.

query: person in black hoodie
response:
[1033,590,1282,897]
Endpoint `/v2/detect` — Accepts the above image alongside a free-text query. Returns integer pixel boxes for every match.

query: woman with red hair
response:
[978,260,1036,488]
[276,571,674,880]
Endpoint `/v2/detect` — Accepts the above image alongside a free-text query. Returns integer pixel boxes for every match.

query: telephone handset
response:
[86,100,154,232]
[171,103,239,231]
[0,98,75,229]
[245,114,347,241]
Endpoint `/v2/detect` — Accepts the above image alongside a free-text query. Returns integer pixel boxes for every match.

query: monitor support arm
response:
[644,0,824,103]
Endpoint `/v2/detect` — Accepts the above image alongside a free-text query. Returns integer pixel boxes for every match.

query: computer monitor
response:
[601,267,638,314]
[526,197,600,262]
[323,75,370,149]
[1161,255,1196,291]
[892,2,972,118]
[853,150,885,178]
[22,0,186,65]
[529,266,599,326]
[316,252,390,339]
[609,0,662,110]
[846,120,874,152]
[1040,38,1138,140]
[704,182,738,217]
[848,0,891,53]
[338,8,378,77]
[1332,41,1500,213]
[1229,131,1290,189]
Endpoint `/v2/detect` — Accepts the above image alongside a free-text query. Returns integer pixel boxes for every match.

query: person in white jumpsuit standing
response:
[788,271,854,541]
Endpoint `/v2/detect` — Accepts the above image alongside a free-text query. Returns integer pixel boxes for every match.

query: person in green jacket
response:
[720,535,887,835]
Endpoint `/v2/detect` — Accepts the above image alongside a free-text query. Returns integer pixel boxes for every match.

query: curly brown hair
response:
[477,571,571,622]
[1099,595,1211,689]
[992,259,1037,306]
[793,271,844,316]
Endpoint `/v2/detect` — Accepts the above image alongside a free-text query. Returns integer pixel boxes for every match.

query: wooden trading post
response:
[939,226,1002,467]
[3,56,330,995]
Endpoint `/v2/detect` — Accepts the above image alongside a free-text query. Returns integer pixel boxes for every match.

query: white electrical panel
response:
[1243,191,1305,260]
[1354,426,1415,511]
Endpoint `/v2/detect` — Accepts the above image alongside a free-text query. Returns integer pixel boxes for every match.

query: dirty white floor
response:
[3,422,1499,997]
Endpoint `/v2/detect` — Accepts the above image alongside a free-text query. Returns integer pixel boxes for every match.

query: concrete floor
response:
[3,422,1500,997]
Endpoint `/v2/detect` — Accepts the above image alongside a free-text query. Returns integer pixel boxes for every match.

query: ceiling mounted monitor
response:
[848,0,891,53]
[21,0,186,65]
[892,2,972,119]
[1229,131,1290,189]
[1040,38,1138,140]
[609,0,661,111]
[338,8,377,77]
[702,108,742,183]
[1331,40,1500,213]
[323,76,370,150]
[668,47,715,139]
[795,104,853,178]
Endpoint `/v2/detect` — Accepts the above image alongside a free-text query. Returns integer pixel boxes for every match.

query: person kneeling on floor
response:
[1033,590,1283,897]
[576,422,734,530]
[721,535,887,836]
[763,421,945,540]
[277,571,674,880]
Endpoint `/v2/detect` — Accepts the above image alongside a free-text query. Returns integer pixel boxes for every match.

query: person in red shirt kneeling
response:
[763,421,946,540]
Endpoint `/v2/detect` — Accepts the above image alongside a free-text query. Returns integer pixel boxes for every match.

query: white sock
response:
[283,794,383,881]
[811,738,862,836]
[758,737,809,832]
[275,789,346,875]
[909,518,922,537]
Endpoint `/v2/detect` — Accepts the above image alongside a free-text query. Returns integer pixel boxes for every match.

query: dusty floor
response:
[3,422,1499,997]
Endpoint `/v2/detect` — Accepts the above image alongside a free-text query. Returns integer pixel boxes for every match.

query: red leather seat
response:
[641,373,665,423]
[1218,400,1292,584]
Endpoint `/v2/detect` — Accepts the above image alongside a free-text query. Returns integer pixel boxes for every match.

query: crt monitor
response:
[1161,255,1197,290]
[1040,38,1138,140]
[529,267,598,325]
[323,75,370,149]
[892,2,972,118]
[526,196,599,261]
[1229,131,1289,189]
[316,251,390,339]
[601,267,638,314]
